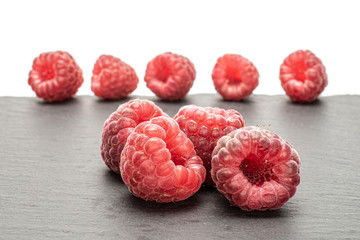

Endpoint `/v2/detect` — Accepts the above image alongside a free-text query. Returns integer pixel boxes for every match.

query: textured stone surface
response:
[0,94,359,239]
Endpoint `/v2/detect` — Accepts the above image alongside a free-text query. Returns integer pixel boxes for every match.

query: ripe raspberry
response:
[211,126,300,211]
[28,51,83,102]
[174,105,245,185]
[120,116,206,202]
[91,55,139,100]
[101,100,168,173]
[212,54,259,101]
[280,50,327,102]
[144,52,196,101]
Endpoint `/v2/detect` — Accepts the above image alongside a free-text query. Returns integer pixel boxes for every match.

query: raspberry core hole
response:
[240,157,275,186]
[226,66,242,83]
[156,61,171,83]
[171,154,186,166]
[40,64,55,81]
[294,61,306,81]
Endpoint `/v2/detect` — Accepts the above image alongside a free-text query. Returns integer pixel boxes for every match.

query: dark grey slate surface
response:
[0,94,359,240]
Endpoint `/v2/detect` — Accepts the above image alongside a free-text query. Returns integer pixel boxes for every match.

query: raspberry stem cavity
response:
[240,158,275,186]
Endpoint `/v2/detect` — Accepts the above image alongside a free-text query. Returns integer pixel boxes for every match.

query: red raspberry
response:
[101,100,168,173]
[120,116,206,202]
[91,55,139,100]
[144,52,196,101]
[280,50,327,102]
[211,126,300,211]
[28,51,83,102]
[174,105,245,185]
[212,54,259,101]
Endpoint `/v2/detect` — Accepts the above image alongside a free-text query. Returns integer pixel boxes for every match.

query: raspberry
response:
[91,55,139,100]
[144,52,196,101]
[120,116,206,202]
[174,105,245,185]
[280,50,327,102]
[28,51,83,102]
[211,126,300,211]
[212,54,259,101]
[101,100,167,173]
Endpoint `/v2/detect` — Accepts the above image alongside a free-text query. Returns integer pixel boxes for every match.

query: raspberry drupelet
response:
[120,116,206,202]
[28,51,83,102]
[101,100,168,173]
[91,55,139,100]
[211,126,300,211]
[212,54,259,101]
[174,105,245,185]
[144,52,196,101]
[280,50,327,102]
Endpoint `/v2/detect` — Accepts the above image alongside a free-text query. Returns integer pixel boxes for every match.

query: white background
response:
[1,0,359,97]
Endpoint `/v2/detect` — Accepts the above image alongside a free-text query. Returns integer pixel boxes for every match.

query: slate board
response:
[0,94,359,240]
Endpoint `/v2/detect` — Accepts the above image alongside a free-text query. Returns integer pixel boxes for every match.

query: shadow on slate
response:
[0,94,359,240]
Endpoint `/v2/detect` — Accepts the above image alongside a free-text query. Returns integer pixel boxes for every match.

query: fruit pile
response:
[28,50,327,103]
[27,50,312,211]
[101,99,300,211]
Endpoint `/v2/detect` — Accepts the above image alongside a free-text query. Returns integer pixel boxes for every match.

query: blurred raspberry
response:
[211,126,300,211]
[144,52,196,100]
[174,105,245,184]
[280,50,327,102]
[28,51,83,102]
[91,55,138,100]
[212,54,259,101]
